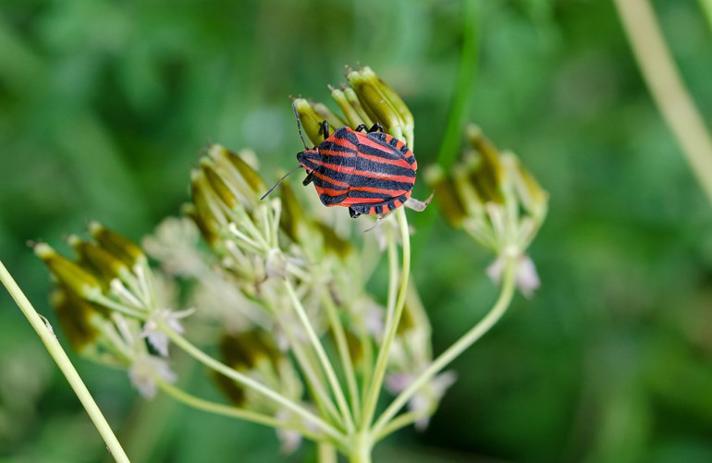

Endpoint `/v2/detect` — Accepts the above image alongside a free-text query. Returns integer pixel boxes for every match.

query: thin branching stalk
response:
[317,442,338,463]
[371,258,518,438]
[284,280,355,432]
[0,260,130,463]
[615,0,712,205]
[322,292,361,422]
[372,410,423,442]
[361,208,411,429]
[158,321,348,446]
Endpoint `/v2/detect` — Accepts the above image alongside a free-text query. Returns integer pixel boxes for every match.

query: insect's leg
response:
[368,123,384,133]
[318,120,330,140]
[355,124,368,132]
[348,207,360,218]
[302,171,314,186]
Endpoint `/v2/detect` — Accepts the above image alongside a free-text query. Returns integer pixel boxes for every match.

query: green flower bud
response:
[51,289,106,354]
[191,169,228,228]
[279,182,307,243]
[208,145,265,206]
[200,159,239,212]
[361,67,414,145]
[88,222,146,268]
[219,329,283,372]
[464,125,506,204]
[293,98,326,146]
[35,243,101,299]
[312,102,344,129]
[425,165,467,228]
[68,235,131,284]
[343,87,375,128]
[503,152,548,222]
[182,203,220,247]
[330,86,369,128]
[347,68,404,141]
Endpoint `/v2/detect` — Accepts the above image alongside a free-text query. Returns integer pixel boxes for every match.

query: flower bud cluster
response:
[35,224,178,397]
[426,124,548,295]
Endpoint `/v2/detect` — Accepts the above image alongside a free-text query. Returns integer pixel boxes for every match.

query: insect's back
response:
[311,127,417,216]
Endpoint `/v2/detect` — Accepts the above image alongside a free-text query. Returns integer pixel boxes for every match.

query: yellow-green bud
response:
[88,222,146,268]
[51,289,105,354]
[35,243,101,299]
[293,98,326,146]
[330,86,366,128]
[68,235,131,283]
[425,165,467,228]
[201,159,239,211]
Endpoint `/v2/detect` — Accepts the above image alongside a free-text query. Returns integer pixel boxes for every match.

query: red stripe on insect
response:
[309,159,415,184]
[340,197,386,206]
[311,170,349,188]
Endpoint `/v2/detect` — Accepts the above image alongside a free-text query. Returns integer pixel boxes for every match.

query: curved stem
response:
[159,322,347,446]
[0,260,130,463]
[371,258,517,438]
[614,0,712,204]
[361,208,411,428]
[372,410,423,442]
[284,280,355,432]
[317,442,338,463]
[322,292,361,422]
[156,380,324,443]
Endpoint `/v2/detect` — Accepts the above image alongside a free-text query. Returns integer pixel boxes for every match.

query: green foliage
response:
[1,0,712,462]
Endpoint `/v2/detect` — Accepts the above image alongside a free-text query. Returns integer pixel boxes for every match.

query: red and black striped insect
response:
[296,121,417,218]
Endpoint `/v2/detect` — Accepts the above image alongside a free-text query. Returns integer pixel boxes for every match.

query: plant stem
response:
[159,322,347,446]
[699,0,712,31]
[372,410,423,441]
[284,280,355,432]
[156,380,323,443]
[317,442,338,463]
[361,208,411,428]
[371,258,517,438]
[349,432,373,463]
[614,0,712,205]
[0,260,130,463]
[436,0,478,170]
[322,292,361,422]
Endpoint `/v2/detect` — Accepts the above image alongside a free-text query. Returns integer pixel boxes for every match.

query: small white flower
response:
[486,254,540,298]
[141,308,195,356]
[265,248,287,279]
[143,218,207,278]
[128,354,176,398]
[386,370,457,430]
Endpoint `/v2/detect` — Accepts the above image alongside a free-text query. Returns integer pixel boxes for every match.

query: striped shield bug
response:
[261,108,418,219]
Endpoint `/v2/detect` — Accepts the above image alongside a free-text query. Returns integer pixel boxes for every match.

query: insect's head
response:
[296,148,319,172]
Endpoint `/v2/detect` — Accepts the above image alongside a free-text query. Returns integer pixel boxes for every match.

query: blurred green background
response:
[2,0,712,461]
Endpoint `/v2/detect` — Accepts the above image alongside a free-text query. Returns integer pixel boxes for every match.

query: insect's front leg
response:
[348,207,361,218]
[368,123,384,133]
[318,120,330,140]
[354,124,368,132]
[303,171,314,186]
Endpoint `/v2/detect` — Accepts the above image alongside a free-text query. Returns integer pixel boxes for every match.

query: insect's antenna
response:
[260,165,303,200]
[291,102,310,150]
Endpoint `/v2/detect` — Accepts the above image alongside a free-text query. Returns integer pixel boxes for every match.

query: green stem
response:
[436,0,479,169]
[317,442,338,463]
[615,0,712,205]
[349,432,373,463]
[160,322,347,446]
[0,260,130,463]
[156,380,324,443]
[361,208,411,428]
[371,258,518,438]
[284,280,355,432]
[372,410,423,442]
[699,0,712,31]
[322,292,361,423]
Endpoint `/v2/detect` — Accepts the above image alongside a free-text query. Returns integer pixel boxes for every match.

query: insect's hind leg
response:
[348,207,361,218]
[318,120,330,140]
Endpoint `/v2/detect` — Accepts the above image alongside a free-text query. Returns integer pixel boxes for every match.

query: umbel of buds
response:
[426,124,548,296]
[34,224,179,397]
[293,65,414,150]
